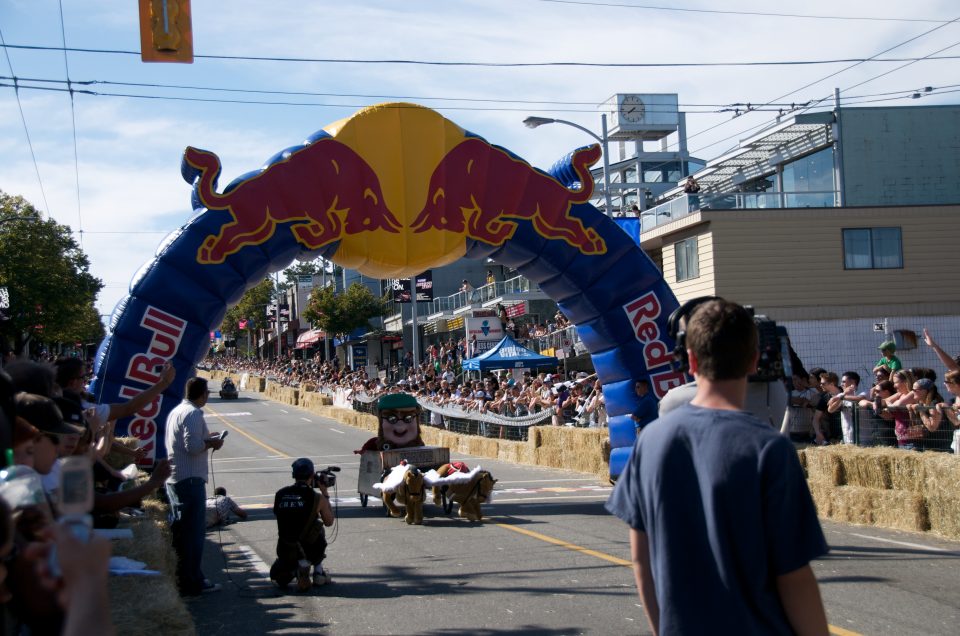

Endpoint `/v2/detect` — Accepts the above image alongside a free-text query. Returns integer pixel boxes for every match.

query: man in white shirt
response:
[165,377,225,596]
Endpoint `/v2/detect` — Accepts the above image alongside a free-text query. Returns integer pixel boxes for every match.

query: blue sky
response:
[1,0,957,318]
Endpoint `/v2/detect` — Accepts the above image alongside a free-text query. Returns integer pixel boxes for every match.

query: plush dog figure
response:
[382,464,425,525]
[431,464,497,521]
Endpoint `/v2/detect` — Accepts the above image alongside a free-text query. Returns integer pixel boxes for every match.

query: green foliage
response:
[280,260,342,291]
[0,191,104,353]
[220,277,274,337]
[302,282,390,340]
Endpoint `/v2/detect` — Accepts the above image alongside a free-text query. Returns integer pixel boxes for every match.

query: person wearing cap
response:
[270,458,334,591]
[14,393,84,479]
[873,341,902,374]
[356,393,424,453]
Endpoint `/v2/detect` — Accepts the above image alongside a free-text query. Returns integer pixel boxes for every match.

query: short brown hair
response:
[820,372,839,386]
[685,299,758,381]
[185,377,208,401]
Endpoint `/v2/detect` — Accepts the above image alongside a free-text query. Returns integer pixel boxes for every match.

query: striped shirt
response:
[165,399,211,483]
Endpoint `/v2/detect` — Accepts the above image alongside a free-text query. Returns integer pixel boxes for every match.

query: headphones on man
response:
[666,296,721,374]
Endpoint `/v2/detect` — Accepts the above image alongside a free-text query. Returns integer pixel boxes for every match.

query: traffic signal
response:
[138,0,193,63]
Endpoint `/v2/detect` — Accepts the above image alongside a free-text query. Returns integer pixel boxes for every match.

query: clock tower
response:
[603,93,679,140]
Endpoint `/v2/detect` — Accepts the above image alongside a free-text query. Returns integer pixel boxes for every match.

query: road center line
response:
[207,409,289,458]
[493,520,632,566]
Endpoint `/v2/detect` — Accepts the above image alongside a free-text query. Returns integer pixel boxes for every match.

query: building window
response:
[842,227,902,269]
[674,237,699,281]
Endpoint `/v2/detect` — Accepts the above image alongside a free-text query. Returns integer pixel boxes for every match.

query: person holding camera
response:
[270,458,335,591]
[606,299,828,635]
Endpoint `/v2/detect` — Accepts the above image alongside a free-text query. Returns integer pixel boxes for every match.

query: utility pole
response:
[274,271,282,359]
[410,277,419,368]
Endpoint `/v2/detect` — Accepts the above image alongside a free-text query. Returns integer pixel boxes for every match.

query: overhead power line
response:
[4,78,953,115]
[58,0,84,249]
[2,43,960,68]
[0,31,50,218]
[531,0,951,23]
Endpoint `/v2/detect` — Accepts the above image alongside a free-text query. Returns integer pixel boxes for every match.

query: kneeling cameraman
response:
[270,458,335,591]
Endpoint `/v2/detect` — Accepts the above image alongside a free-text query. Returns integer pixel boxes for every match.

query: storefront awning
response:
[295,329,325,349]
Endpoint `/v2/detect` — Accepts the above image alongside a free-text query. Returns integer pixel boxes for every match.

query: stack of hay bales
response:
[109,498,195,634]
[802,445,960,539]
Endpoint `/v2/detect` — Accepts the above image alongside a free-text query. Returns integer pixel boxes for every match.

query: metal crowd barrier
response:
[783,402,956,452]
[350,393,556,442]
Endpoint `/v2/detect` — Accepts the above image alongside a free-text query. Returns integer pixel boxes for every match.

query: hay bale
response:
[868,489,927,532]
[535,446,563,468]
[925,494,960,539]
[109,497,195,635]
[889,452,926,493]
[528,427,543,448]
[837,446,893,490]
[921,453,960,499]
[806,479,834,518]
[536,426,567,448]
[801,447,845,486]
[110,576,195,636]
[807,482,926,532]
[497,441,527,465]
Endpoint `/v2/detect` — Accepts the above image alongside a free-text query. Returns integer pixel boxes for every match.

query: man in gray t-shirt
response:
[606,299,828,635]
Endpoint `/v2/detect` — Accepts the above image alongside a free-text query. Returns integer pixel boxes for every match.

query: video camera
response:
[314,466,341,488]
[747,308,791,383]
[668,297,792,383]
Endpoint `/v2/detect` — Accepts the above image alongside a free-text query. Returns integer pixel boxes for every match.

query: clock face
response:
[619,95,645,124]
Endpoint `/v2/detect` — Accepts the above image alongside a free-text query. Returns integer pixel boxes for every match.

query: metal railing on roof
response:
[423,275,539,315]
[640,190,839,232]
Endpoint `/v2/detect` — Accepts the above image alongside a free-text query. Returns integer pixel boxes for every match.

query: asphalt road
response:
[182,382,960,636]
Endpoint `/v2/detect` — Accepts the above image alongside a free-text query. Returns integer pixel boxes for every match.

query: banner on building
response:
[464,316,504,355]
[391,271,433,303]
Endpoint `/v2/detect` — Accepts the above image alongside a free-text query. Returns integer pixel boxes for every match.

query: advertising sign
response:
[391,271,433,302]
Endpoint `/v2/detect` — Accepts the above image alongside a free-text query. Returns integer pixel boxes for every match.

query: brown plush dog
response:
[432,465,497,522]
[383,466,425,525]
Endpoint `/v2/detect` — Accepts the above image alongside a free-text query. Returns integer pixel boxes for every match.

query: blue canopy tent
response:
[461,335,559,372]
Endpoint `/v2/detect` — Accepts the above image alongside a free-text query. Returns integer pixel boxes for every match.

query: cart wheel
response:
[360,494,368,508]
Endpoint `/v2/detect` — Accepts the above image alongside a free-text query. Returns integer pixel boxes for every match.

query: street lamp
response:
[523,115,614,216]
[0,213,41,228]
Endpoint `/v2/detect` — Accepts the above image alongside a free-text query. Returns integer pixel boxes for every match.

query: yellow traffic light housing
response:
[139,0,193,63]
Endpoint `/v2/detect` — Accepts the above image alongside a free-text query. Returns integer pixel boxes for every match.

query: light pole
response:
[523,114,614,216]
[0,213,41,228]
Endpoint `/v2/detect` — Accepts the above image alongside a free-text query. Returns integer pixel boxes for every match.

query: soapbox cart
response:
[357,445,450,508]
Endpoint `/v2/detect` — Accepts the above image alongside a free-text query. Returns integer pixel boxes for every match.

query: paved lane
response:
[183,384,960,636]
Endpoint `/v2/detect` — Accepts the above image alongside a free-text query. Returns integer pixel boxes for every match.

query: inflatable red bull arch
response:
[89,103,681,479]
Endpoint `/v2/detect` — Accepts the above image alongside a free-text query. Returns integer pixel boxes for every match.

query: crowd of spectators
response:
[781,329,960,453]
[205,351,606,429]
[1,356,176,633]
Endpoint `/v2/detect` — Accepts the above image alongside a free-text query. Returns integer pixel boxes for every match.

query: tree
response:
[280,259,342,292]
[220,277,274,339]
[0,191,104,355]
[302,282,390,341]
